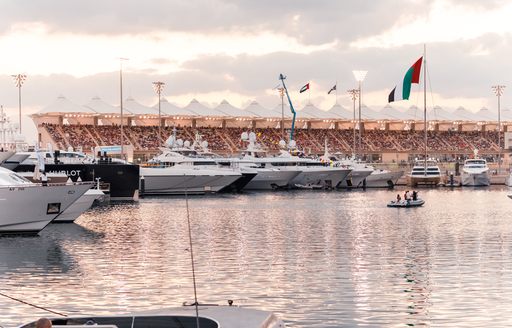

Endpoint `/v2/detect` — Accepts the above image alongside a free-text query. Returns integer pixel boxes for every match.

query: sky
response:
[0,0,510,143]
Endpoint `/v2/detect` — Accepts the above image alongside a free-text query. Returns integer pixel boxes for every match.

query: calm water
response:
[2,188,512,327]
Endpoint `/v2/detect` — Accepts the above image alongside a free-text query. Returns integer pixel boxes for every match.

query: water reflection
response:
[2,188,512,327]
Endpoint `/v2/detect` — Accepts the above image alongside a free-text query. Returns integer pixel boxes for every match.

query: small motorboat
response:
[387,199,425,208]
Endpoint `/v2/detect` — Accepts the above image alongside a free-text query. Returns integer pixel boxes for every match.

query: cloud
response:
[0,0,430,45]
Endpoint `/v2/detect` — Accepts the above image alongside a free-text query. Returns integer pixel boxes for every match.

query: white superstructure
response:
[408,159,442,186]
[0,167,92,234]
[461,158,490,186]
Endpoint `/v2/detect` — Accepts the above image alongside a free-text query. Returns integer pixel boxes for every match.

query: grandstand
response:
[32,95,512,163]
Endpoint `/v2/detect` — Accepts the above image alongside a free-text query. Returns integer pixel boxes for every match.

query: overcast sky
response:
[0,0,510,142]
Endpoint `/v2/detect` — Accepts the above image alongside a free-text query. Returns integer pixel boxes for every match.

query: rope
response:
[0,291,67,317]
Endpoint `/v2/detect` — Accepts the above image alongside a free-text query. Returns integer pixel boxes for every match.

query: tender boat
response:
[387,199,425,208]
[0,166,93,235]
[461,158,490,186]
[18,303,285,328]
[408,159,442,186]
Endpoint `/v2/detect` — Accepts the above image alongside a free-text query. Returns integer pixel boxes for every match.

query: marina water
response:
[2,188,512,327]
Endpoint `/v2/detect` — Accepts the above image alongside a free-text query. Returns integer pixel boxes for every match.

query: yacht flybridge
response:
[0,166,93,234]
[461,158,490,186]
[408,159,442,186]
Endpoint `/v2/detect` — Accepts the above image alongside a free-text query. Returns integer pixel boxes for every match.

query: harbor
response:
[2,1,512,326]
[3,188,512,327]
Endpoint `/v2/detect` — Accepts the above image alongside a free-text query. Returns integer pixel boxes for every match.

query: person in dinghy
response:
[388,190,425,207]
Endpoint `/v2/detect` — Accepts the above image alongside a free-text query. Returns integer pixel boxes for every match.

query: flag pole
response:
[423,44,427,175]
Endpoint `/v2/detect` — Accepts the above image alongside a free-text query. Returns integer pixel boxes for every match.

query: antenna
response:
[185,189,200,328]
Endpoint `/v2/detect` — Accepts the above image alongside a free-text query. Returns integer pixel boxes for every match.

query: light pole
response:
[492,84,505,173]
[347,89,359,158]
[278,87,285,140]
[153,81,165,144]
[12,74,26,134]
[119,58,128,160]
[352,70,367,158]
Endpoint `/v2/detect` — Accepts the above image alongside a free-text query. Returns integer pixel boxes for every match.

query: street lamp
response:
[119,58,128,160]
[492,84,505,173]
[153,81,165,144]
[278,87,285,140]
[352,70,367,157]
[12,74,27,134]
[347,89,359,158]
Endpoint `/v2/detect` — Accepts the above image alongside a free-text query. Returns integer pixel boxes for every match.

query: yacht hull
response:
[338,168,373,188]
[244,170,300,190]
[408,175,441,187]
[289,167,351,189]
[141,167,242,195]
[219,172,257,192]
[0,182,93,235]
[461,172,490,186]
[53,189,105,222]
[365,170,404,188]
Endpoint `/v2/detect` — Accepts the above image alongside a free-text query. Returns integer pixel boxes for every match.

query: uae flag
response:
[388,57,423,103]
[299,83,310,93]
[328,84,337,94]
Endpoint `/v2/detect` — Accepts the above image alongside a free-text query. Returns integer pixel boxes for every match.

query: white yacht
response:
[329,157,373,188]
[18,304,285,328]
[408,159,442,186]
[54,187,105,222]
[240,139,351,189]
[16,172,105,223]
[365,168,404,188]
[141,139,244,195]
[461,158,490,186]
[0,167,93,235]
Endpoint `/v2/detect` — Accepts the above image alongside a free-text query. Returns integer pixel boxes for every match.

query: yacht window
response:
[133,316,218,328]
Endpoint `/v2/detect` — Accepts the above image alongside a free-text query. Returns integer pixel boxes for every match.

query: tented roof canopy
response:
[215,100,245,117]
[299,103,334,119]
[360,105,381,120]
[326,103,353,120]
[37,95,96,115]
[271,103,292,118]
[244,101,277,118]
[429,106,457,121]
[124,96,156,115]
[184,99,225,117]
[158,98,196,116]
[84,96,119,114]
[453,106,477,121]
[475,107,497,122]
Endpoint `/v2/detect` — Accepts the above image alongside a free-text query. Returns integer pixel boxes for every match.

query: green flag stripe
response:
[402,66,415,100]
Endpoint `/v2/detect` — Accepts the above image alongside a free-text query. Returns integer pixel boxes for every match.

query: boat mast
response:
[423,44,427,175]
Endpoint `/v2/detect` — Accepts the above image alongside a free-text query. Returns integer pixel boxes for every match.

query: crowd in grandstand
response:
[42,123,502,156]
